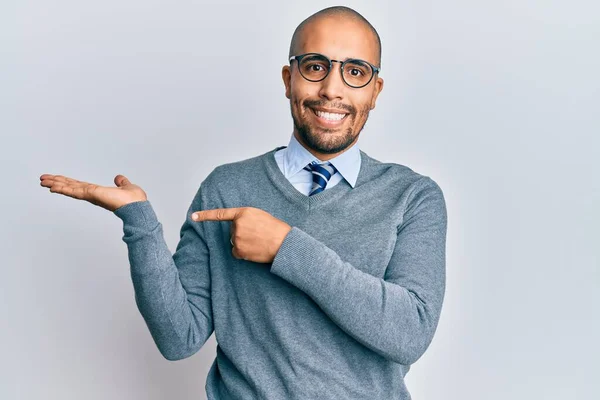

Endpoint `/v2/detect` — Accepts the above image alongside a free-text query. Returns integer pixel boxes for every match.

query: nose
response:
[318,62,345,101]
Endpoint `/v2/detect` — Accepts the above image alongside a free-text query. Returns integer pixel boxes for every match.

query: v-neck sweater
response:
[113,146,448,400]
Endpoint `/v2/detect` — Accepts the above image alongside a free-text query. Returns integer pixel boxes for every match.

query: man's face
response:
[282,16,384,160]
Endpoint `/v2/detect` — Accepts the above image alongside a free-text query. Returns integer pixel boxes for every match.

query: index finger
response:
[192,208,241,222]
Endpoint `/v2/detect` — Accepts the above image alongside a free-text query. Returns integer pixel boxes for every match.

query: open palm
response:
[39,174,147,212]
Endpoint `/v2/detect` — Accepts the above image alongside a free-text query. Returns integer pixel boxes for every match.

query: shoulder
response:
[359,150,444,194]
[201,147,279,191]
[359,150,447,224]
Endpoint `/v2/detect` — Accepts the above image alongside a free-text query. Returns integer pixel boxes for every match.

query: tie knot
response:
[303,161,338,196]
[304,161,338,174]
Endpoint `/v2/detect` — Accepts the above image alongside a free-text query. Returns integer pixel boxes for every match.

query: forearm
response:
[270,228,441,364]
[114,200,213,360]
[270,178,447,365]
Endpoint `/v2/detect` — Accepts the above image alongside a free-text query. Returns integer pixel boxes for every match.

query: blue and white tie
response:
[303,161,338,196]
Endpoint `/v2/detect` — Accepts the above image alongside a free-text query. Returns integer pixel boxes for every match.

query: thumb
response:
[114,174,131,187]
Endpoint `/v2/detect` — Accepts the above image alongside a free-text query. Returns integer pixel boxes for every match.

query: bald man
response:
[40,6,447,400]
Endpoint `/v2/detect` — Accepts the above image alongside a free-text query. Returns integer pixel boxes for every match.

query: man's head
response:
[282,6,384,161]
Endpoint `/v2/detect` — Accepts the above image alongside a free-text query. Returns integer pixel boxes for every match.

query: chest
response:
[290,206,399,278]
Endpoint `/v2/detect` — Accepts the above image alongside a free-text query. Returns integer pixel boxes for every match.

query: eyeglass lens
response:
[298,54,373,88]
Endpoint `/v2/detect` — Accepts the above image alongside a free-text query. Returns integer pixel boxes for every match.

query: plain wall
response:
[1,0,598,399]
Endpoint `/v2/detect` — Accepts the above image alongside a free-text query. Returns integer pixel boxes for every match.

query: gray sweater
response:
[114,146,448,400]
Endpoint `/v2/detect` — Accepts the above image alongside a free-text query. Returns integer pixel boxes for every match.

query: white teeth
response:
[315,110,346,121]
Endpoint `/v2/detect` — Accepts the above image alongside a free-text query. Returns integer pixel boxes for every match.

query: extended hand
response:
[39,174,148,212]
[192,207,291,263]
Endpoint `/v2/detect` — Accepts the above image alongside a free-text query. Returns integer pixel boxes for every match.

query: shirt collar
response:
[282,133,361,188]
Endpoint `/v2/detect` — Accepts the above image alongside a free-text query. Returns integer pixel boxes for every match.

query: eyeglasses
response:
[289,52,380,89]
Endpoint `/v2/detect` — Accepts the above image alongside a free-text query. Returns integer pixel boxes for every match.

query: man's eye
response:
[349,68,364,76]
[308,64,324,72]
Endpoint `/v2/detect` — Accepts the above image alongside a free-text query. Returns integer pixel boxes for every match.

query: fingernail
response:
[192,213,198,220]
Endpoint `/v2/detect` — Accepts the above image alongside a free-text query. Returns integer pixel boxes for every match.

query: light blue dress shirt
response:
[274,133,361,196]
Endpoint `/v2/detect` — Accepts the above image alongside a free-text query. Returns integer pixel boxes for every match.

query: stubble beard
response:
[291,100,371,155]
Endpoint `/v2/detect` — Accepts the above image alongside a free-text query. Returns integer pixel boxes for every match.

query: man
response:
[39,6,447,400]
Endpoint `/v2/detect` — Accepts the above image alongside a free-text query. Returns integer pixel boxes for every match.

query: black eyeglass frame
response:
[289,52,381,89]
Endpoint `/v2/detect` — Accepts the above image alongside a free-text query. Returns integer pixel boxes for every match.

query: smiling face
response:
[282,15,384,161]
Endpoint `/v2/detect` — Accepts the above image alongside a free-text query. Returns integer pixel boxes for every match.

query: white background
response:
[1,0,598,399]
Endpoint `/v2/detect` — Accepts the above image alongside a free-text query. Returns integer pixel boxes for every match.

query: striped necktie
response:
[303,161,338,196]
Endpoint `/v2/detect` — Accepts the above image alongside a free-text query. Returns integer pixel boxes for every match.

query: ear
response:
[370,77,384,110]
[282,65,292,99]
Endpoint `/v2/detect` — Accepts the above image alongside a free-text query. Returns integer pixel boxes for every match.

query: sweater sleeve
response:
[270,177,447,365]
[113,185,213,361]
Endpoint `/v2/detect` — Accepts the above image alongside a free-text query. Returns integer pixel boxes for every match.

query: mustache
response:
[303,99,355,115]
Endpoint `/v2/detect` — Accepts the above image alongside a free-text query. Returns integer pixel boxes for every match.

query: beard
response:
[291,98,371,155]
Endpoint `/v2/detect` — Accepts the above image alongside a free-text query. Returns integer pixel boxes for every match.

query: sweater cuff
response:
[113,200,159,230]
[270,227,328,288]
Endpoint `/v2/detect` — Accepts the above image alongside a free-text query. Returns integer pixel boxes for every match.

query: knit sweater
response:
[113,146,448,400]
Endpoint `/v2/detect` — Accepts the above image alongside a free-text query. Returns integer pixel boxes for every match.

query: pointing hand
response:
[39,174,148,212]
[192,207,292,263]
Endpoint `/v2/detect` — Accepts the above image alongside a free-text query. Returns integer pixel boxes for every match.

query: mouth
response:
[309,107,349,127]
